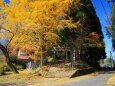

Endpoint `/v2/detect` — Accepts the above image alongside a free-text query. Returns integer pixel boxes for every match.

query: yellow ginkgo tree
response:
[0,0,19,73]
[2,0,81,67]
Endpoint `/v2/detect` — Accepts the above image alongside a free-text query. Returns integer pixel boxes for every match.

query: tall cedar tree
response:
[110,0,115,50]
[80,0,106,68]
[59,0,106,68]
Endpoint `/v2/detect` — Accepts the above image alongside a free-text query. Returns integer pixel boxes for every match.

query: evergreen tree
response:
[110,1,115,50]
[59,0,106,68]
[79,0,106,68]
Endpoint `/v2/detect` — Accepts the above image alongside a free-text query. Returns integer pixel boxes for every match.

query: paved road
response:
[61,71,115,86]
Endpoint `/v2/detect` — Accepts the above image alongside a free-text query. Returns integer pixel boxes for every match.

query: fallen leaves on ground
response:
[0,70,96,86]
[107,75,115,86]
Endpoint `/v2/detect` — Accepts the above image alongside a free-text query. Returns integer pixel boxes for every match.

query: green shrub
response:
[10,56,26,69]
[0,63,10,71]
[47,56,54,62]
[0,63,10,76]
[0,69,5,76]
[16,65,23,70]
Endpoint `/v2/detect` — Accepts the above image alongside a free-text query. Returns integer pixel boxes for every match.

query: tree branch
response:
[0,26,15,47]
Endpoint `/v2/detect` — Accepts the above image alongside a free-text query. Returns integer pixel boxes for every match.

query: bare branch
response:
[0,26,14,35]
[0,26,15,47]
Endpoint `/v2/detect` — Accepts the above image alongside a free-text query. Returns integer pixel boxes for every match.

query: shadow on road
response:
[92,68,115,76]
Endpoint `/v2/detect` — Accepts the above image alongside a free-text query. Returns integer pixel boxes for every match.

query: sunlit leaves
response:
[3,0,76,54]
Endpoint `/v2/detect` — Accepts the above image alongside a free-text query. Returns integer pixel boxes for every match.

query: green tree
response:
[108,0,115,50]
[59,0,106,68]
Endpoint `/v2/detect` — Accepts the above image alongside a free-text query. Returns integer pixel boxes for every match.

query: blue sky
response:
[4,0,10,3]
[4,0,113,57]
[92,0,113,57]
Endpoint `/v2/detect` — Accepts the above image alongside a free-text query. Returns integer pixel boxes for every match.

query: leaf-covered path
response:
[61,71,115,86]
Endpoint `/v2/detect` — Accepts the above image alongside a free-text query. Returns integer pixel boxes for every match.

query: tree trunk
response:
[0,44,19,74]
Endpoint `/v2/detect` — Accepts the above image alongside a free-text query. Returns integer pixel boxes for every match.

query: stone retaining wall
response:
[70,68,95,78]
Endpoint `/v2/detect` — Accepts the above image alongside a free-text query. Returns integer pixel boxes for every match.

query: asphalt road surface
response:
[61,71,115,86]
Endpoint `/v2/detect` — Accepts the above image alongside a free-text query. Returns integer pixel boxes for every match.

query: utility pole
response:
[110,51,113,68]
[113,56,115,68]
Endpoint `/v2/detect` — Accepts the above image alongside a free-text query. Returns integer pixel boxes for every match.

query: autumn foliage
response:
[0,0,106,69]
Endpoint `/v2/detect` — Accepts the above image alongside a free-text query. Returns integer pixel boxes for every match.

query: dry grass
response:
[107,75,115,86]
[0,69,96,86]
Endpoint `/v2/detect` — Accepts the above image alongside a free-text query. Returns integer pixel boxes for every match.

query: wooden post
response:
[41,47,43,67]
[110,51,113,68]
[65,48,68,62]
[73,49,76,63]
[79,49,80,64]
[53,47,56,63]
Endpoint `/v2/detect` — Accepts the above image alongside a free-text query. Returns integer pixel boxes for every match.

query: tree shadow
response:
[92,68,115,76]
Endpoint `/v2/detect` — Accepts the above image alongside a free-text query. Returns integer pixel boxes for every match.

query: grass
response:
[0,69,95,86]
[107,75,115,86]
